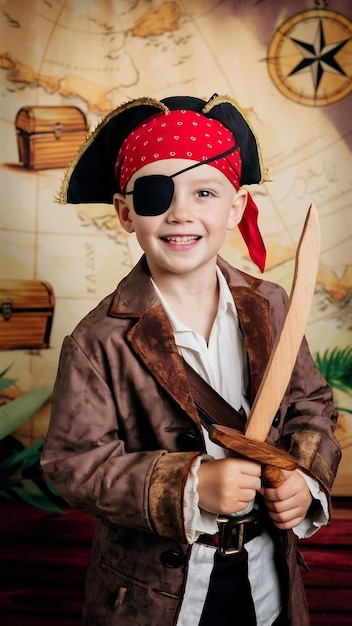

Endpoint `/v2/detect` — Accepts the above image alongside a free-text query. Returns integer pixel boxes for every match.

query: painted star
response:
[288,18,350,92]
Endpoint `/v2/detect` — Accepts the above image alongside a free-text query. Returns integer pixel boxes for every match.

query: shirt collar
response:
[150,266,238,335]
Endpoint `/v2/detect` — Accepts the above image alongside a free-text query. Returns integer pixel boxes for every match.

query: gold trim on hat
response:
[202,94,269,184]
[56,97,169,204]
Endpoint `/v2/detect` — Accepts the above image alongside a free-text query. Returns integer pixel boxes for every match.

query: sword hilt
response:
[262,465,285,487]
[208,424,297,487]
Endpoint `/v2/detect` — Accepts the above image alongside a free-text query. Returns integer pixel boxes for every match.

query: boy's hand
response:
[197,458,261,515]
[262,469,313,529]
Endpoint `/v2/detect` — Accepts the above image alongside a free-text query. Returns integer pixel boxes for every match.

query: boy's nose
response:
[166,193,193,222]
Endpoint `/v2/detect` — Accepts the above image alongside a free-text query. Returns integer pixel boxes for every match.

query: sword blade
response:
[245,204,320,442]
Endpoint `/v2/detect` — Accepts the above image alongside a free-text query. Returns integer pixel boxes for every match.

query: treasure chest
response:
[15,106,88,170]
[0,280,55,350]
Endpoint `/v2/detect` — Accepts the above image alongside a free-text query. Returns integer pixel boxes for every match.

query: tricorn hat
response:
[58,93,267,205]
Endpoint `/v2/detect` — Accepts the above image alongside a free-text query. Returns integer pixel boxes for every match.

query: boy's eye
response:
[197,189,212,198]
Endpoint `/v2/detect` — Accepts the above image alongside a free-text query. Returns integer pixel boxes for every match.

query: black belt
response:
[197,510,263,556]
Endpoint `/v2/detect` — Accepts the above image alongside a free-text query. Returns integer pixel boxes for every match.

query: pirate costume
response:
[42,94,341,625]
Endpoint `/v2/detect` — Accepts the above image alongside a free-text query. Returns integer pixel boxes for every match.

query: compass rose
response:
[267,9,352,106]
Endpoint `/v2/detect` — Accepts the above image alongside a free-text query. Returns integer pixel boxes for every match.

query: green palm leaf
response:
[0,363,16,392]
[0,438,65,512]
[0,386,52,439]
[0,483,64,513]
[315,346,352,396]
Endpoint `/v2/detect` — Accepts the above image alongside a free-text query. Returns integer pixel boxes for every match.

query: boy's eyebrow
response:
[187,177,226,187]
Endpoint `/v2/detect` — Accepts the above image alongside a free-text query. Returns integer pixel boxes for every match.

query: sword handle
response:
[208,425,297,470]
[262,464,285,488]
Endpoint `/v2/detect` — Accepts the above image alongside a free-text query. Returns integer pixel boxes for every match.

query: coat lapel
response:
[127,304,201,425]
[231,286,272,402]
[108,256,201,425]
[217,258,272,403]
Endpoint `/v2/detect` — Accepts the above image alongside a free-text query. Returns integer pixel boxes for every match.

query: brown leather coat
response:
[41,255,341,626]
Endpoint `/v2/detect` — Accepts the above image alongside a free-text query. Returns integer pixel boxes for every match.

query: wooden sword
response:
[209,204,321,487]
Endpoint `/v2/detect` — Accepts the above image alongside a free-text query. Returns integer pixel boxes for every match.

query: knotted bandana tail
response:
[239,193,266,273]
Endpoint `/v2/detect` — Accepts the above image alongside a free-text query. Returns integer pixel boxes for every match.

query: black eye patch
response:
[124,142,238,216]
[126,175,175,216]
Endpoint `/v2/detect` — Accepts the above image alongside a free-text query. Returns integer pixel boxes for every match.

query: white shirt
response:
[151,268,328,626]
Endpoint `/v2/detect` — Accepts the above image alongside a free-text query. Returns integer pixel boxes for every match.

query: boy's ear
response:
[228,188,248,229]
[114,193,135,233]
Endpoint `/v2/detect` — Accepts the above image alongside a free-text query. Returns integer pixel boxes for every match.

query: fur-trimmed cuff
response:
[149,451,203,542]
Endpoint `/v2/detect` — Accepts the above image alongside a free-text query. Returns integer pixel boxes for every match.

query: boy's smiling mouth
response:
[162,235,201,243]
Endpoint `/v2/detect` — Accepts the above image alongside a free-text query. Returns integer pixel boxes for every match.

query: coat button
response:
[160,548,185,568]
[176,431,199,451]
[272,410,280,427]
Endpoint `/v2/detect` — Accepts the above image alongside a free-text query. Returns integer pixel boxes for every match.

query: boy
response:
[41,94,341,626]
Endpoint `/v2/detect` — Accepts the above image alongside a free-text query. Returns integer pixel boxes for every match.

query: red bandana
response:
[115,110,266,272]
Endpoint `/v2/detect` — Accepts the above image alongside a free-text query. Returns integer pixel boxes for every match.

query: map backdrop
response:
[1,0,351,495]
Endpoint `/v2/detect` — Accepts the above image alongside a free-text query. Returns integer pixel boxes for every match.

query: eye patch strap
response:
[169,142,238,181]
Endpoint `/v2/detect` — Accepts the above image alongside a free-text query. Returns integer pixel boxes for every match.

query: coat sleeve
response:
[41,334,201,541]
[278,337,341,496]
[266,284,341,499]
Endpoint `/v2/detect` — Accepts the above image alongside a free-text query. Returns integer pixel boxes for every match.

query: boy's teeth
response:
[167,236,197,242]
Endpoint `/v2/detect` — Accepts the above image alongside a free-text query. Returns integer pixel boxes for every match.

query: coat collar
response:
[108,255,272,422]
